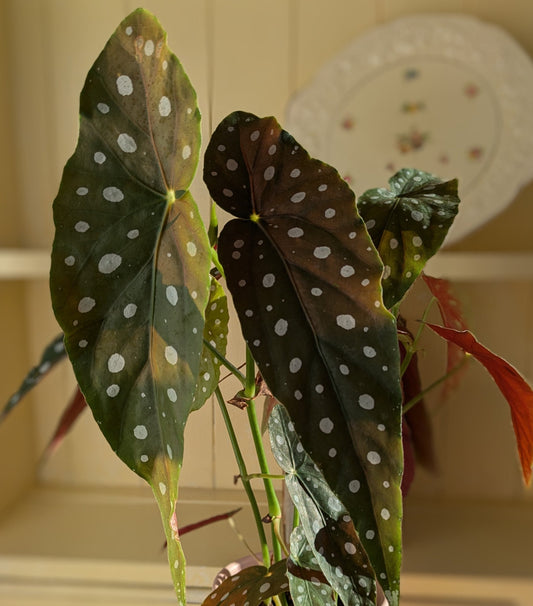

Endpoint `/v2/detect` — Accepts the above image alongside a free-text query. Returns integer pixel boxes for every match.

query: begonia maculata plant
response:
[3,9,533,606]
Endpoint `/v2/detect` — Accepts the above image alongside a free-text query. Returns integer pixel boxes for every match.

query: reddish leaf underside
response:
[427,324,533,485]
[41,386,87,462]
[423,274,469,396]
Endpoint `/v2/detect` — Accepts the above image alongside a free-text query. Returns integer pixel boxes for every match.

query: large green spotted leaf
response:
[270,405,376,606]
[287,525,336,606]
[49,9,210,604]
[358,169,459,310]
[204,111,403,604]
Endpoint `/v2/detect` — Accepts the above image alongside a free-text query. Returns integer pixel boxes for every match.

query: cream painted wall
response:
[0,0,532,504]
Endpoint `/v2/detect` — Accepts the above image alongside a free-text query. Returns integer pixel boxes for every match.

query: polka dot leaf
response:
[204,112,403,604]
[270,404,377,606]
[49,10,209,604]
[192,277,229,411]
[358,168,459,309]
[1,333,65,423]
[202,560,289,606]
[287,525,336,606]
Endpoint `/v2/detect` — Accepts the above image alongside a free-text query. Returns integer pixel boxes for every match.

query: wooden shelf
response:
[1,249,532,282]
[1,486,532,605]
[425,251,533,280]
[0,249,50,280]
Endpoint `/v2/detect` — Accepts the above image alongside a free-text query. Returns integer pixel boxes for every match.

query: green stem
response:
[215,387,270,566]
[204,340,245,386]
[292,505,300,531]
[400,297,436,376]
[244,348,283,563]
[242,473,286,481]
[403,354,471,414]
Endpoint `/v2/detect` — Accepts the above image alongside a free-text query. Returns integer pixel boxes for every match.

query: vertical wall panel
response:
[292,0,377,92]
[207,0,292,489]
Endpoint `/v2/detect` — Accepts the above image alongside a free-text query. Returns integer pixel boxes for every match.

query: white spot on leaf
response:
[108,353,125,373]
[358,394,375,410]
[123,303,137,318]
[103,187,124,202]
[159,96,171,117]
[319,417,334,434]
[98,253,122,274]
[165,345,178,365]
[134,425,148,439]
[78,297,95,313]
[313,246,331,259]
[117,133,137,153]
[274,319,288,336]
[336,314,355,330]
[116,75,133,96]
[166,286,178,306]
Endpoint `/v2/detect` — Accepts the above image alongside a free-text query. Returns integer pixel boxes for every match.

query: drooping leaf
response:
[270,405,376,606]
[179,507,241,536]
[287,525,335,606]
[427,324,533,485]
[202,560,289,606]
[422,274,469,396]
[398,317,437,474]
[358,169,459,310]
[1,333,65,423]
[49,9,209,602]
[204,111,403,603]
[192,277,229,411]
[40,386,87,462]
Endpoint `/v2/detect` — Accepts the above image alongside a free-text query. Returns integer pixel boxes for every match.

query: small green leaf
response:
[270,405,377,606]
[358,168,459,309]
[204,111,403,603]
[1,334,65,423]
[202,560,289,606]
[49,9,209,603]
[288,525,336,606]
[193,277,228,411]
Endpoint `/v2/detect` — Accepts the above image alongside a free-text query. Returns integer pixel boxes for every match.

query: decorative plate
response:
[286,14,533,245]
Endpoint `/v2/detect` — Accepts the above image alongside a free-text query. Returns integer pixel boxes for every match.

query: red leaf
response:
[180,508,241,536]
[423,274,469,396]
[427,324,533,485]
[423,274,467,331]
[41,387,87,462]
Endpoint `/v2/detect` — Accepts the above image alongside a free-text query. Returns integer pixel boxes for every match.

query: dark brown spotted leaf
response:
[202,560,289,606]
[204,111,403,604]
[359,169,459,310]
[49,9,210,603]
[270,404,376,606]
